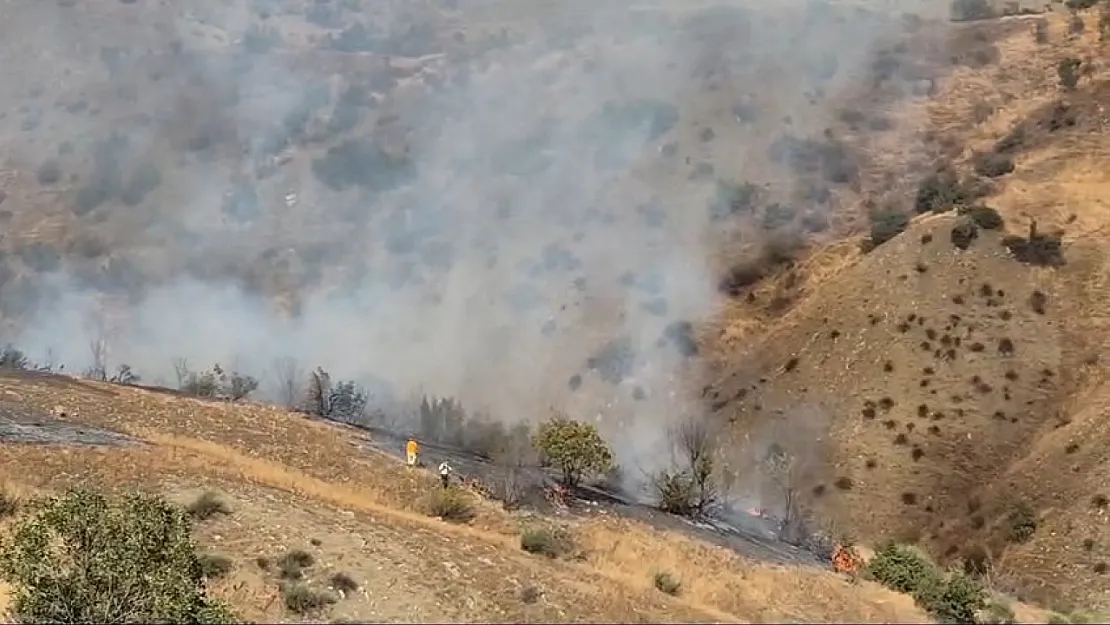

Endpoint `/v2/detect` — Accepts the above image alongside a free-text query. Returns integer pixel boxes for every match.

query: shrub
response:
[533,416,614,487]
[915,169,968,213]
[425,488,475,523]
[280,583,336,614]
[329,571,359,594]
[867,543,940,595]
[0,491,18,518]
[867,543,985,623]
[520,526,573,559]
[653,572,682,595]
[277,549,315,581]
[653,417,719,518]
[185,491,231,521]
[951,0,994,21]
[960,205,1004,230]
[1006,502,1037,543]
[1058,58,1082,91]
[181,364,258,400]
[0,489,233,623]
[920,570,987,624]
[864,210,910,251]
[303,367,369,423]
[981,599,1017,624]
[1004,222,1065,266]
[951,219,980,250]
[973,153,1014,178]
[0,344,28,370]
[198,553,234,579]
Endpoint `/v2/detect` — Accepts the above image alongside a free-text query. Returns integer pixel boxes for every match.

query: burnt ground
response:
[0,402,136,446]
[334,420,829,568]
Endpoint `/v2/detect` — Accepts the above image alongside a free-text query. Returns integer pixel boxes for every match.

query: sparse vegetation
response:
[198,553,234,579]
[653,571,682,595]
[329,571,359,594]
[520,525,573,559]
[863,209,910,252]
[280,583,336,615]
[425,487,476,523]
[1058,57,1083,91]
[1006,502,1038,543]
[179,363,259,401]
[0,489,233,623]
[959,205,1004,230]
[1003,221,1065,266]
[186,491,231,521]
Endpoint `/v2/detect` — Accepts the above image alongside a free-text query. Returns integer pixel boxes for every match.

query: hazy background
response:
[0,0,942,493]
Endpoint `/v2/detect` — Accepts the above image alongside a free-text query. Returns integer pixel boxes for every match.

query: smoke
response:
[2,0,935,488]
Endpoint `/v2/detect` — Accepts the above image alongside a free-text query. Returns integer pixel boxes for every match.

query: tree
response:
[533,416,614,487]
[302,367,367,423]
[653,416,720,518]
[763,443,806,542]
[271,356,303,408]
[0,488,234,624]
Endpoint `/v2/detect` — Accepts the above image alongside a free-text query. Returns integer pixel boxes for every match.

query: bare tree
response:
[653,414,721,518]
[304,367,332,416]
[270,356,302,408]
[762,444,807,543]
[171,357,190,389]
[86,337,108,381]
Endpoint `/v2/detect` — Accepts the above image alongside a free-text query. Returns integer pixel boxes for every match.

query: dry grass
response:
[0,371,935,623]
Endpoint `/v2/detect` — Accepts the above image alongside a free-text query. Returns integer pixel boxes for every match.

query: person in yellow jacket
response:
[406,438,419,467]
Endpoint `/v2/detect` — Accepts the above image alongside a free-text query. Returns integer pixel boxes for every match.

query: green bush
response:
[960,205,1005,230]
[198,553,234,579]
[981,599,1017,624]
[280,582,336,615]
[864,210,910,252]
[1006,502,1038,543]
[919,570,987,624]
[533,416,614,487]
[186,491,231,521]
[520,526,573,559]
[425,488,475,523]
[0,488,234,624]
[866,543,940,594]
[653,571,682,595]
[866,543,985,624]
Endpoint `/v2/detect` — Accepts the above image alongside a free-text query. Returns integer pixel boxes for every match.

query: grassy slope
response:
[0,370,929,623]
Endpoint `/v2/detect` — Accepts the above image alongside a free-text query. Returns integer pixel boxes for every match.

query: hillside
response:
[705,3,1110,611]
[0,369,933,623]
[2,0,1110,620]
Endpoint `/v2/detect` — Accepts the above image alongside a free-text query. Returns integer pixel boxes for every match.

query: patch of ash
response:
[0,404,136,446]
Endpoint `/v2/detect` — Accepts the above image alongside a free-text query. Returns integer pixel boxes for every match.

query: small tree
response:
[653,416,720,518]
[533,416,614,487]
[0,344,28,370]
[1058,57,1082,91]
[302,367,368,423]
[763,443,809,542]
[0,489,233,623]
[271,356,302,408]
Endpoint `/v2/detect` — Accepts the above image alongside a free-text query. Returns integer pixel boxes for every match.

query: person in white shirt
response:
[438,461,452,488]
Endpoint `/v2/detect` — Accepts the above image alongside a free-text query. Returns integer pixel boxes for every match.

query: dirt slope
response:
[705,6,1110,609]
[0,370,931,623]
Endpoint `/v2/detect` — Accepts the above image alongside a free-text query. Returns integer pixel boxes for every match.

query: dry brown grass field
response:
[2,0,1110,621]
